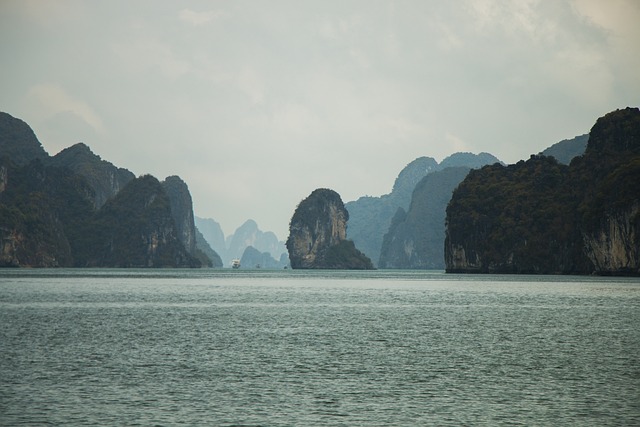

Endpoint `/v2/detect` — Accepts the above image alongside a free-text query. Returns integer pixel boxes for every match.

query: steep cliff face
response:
[162,175,196,255]
[195,227,223,267]
[85,175,199,268]
[287,188,373,269]
[0,112,205,268]
[379,167,470,269]
[195,216,227,261]
[445,107,640,275]
[0,159,94,267]
[575,108,640,275]
[346,153,501,266]
[345,157,438,266]
[49,143,135,209]
[445,157,586,274]
[583,203,639,275]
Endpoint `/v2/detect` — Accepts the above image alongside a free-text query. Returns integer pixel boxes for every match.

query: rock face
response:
[583,203,639,274]
[379,167,471,269]
[85,175,199,268]
[195,216,227,261]
[287,188,373,269]
[577,108,640,275]
[346,152,500,266]
[445,156,585,274]
[162,175,197,255]
[0,159,92,267]
[49,143,135,209]
[0,112,208,268]
[445,107,640,275]
[195,227,223,267]
[540,134,588,165]
[0,112,48,166]
[345,157,438,266]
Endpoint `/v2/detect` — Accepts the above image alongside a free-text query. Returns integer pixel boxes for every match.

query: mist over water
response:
[1,270,639,426]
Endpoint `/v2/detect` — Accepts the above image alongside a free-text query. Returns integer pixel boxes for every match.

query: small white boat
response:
[231,259,241,269]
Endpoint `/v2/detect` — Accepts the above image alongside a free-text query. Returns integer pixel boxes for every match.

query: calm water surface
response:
[1,269,639,426]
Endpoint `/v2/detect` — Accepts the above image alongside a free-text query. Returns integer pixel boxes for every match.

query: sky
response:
[1,0,639,240]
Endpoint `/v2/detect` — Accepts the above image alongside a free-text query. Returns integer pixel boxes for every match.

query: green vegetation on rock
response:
[287,188,373,269]
[445,107,640,275]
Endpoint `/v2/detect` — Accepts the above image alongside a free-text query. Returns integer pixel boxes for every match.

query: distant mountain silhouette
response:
[195,216,227,261]
[196,217,288,267]
[379,167,471,269]
[346,152,501,266]
[540,134,588,165]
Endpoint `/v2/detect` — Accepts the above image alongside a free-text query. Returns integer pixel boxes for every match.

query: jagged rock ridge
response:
[162,176,197,254]
[49,142,135,209]
[0,111,218,268]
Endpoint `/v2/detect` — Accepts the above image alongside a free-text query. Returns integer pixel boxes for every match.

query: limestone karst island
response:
[0,107,638,274]
[287,189,374,269]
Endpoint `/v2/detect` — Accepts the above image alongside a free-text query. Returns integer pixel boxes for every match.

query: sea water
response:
[1,269,639,426]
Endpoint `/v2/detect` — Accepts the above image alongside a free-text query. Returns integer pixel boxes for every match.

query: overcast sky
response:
[1,1,638,240]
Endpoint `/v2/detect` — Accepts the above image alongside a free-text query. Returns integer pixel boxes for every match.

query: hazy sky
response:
[2,1,639,240]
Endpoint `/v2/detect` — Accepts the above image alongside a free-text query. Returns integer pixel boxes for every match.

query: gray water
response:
[1,270,639,426]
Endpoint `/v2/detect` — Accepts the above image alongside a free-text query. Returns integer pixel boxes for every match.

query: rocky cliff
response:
[345,157,437,266]
[0,159,93,267]
[195,227,223,267]
[195,216,227,261]
[0,112,48,166]
[49,143,135,208]
[379,167,471,269]
[576,108,640,275]
[445,107,640,275]
[583,202,639,274]
[162,175,197,255]
[84,175,200,268]
[287,188,373,269]
[346,152,500,266]
[0,112,208,268]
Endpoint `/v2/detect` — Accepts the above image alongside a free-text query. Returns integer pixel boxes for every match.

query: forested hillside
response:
[445,107,640,275]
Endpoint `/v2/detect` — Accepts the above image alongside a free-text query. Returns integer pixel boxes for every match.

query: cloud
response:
[570,0,640,93]
[467,0,560,43]
[26,83,105,134]
[571,0,640,37]
[270,102,320,135]
[237,67,266,105]
[2,1,638,239]
[111,37,191,79]
[178,8,223,26]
